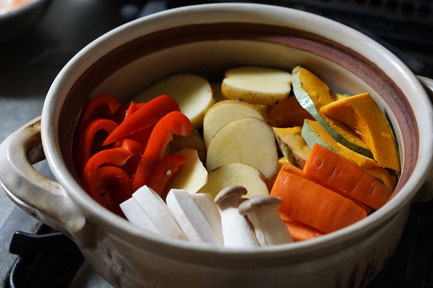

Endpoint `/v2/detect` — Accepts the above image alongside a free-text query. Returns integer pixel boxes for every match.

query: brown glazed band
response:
[62,22,417,191]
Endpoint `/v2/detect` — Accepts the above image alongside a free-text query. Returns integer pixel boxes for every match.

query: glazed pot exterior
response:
[1,4,432,288]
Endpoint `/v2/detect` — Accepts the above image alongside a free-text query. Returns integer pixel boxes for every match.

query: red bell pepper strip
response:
[124,101,146,120]
[75,118,118,174]
[82,147,133,213]
[92,166,132,216]
[77,94,121,134]
[147,153,187,196]
[132,111,192,191]
[114,138,146,177]
[103,95,180,146]
[111,102,130,124]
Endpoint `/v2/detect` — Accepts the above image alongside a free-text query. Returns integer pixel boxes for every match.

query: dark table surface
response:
[1,1,433,287]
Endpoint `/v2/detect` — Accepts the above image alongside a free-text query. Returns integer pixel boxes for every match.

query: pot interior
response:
[59,22,417,201]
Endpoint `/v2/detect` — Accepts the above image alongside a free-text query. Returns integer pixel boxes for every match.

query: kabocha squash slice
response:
[301,119,379,169]
[267,96,314,127]
[320,92,400,172]
[292,66,373,158]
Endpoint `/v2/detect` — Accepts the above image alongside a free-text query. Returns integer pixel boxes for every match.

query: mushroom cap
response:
[238,195,282,215]
[214,185,247,206]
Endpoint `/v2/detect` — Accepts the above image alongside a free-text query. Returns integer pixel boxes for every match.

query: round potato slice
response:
[203,100,264,147]
[133,74,214,129]
[221,66,292,105]
[199,163,269,199]
[206,117,278,179]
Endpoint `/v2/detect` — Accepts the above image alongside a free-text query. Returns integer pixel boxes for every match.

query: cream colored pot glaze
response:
[1,4,433,288]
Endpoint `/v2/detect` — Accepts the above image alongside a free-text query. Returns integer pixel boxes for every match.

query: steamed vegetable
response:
[303,144,392,210]
[273,126,311,168]
[103,95,180,146]
[206,117,278,179]
[132,111,192,191]
[267,96,313,127]
[133,74,214,129]
[221,66,292,105]
[292,66,372,157]
[198,163,269,199]
[203,100,264,147]
[167,149,208,194]
[271,169,367,233]
[320,92,400,172]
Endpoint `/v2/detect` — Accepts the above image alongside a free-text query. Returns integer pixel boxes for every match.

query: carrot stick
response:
[280,162,372,214]
[283,218,324,242]
[271,170,367,233]
[304,144,392,210]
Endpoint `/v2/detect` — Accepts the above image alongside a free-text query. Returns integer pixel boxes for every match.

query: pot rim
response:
[41,3,433,260]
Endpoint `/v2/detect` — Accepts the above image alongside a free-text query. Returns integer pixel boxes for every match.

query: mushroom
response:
[238,195,293,246]
[166,189,223,246]
[214,185,259,248]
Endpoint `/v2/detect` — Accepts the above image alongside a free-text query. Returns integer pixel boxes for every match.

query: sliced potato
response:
[198,163,269,199]
[221,66,292,105]
[167,149,208,194]
[133,74,214,129]
[206,117,278,179]
[203,100,264,147]
[167,129,206,162]
[273,127,312,168]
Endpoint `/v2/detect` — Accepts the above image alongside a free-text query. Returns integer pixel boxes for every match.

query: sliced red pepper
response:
[114,138,146,177]
[77,94,121,133]
[75,118,118,174]
[132,111,192,191]
[147,153,187,196]
[92,166,132,216]
[82,147,133,213]
[124,101,146,120]
[111,102,130,124]
[103,95,180,146]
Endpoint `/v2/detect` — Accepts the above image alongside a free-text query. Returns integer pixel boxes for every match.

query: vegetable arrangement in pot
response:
[74,65,398,247]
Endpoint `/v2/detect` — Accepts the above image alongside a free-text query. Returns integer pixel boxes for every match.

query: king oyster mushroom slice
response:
[238,195,293,246]
[214,185,259,248]
[166,189,223,246]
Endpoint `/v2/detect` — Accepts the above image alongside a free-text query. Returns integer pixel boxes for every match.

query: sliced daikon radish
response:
[133,74,214,129]
[132,185,186,240]
[120,197,160,234]
[191,193,223,244]
[166,189,222,246]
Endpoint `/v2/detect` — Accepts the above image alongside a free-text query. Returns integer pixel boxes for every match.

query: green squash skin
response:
[292,66,373,158]
[301,119,334,151]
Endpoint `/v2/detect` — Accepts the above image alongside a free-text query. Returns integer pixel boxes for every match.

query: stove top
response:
[1,1,433,287]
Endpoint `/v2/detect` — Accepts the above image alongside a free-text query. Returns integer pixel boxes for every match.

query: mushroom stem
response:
[238,195,293,246]
[214,185,258,248]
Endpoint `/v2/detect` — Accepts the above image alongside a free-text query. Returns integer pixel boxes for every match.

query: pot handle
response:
[0,116,87,242]
[414,76,433,202]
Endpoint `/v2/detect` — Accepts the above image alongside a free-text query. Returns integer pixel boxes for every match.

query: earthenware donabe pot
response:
[1,4,433,288]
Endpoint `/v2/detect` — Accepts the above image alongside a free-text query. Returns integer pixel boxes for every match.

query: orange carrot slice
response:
[281,162,371,214]
[271,170,367,233]
[304,144,392,210]
[283,218,324,242]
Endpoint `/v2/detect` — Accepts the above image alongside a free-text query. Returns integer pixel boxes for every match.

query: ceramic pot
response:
[1,4,433,288]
